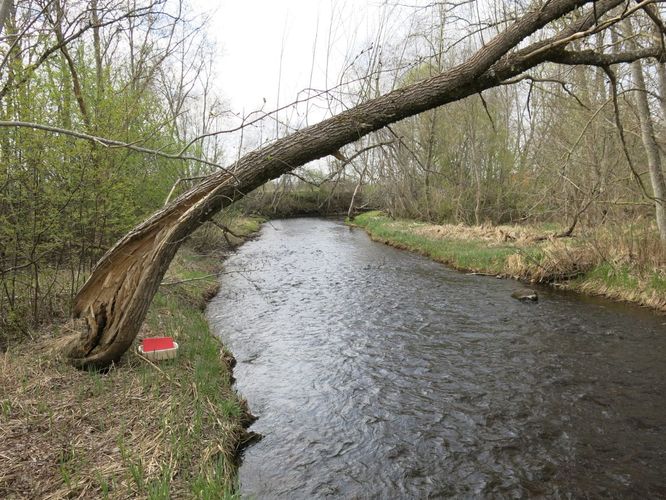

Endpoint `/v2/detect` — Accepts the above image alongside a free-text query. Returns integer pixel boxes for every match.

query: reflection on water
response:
[207,218,666,498]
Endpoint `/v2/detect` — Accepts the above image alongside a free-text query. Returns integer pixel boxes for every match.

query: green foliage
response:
[353,212,518,274]
[0,3,211,342]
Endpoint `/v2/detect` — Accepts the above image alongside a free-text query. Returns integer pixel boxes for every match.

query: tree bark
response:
[631,59,666,240]
[63,0,630,368]
[624,20,666,240]
[0,0,11,37]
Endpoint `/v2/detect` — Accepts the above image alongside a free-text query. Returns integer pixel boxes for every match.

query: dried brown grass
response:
[505,240,602,282]
[1,338,158,498]
[584,224,666,271]
[0,249,251,498]
[413,222,548,246]
[0,329,247,499]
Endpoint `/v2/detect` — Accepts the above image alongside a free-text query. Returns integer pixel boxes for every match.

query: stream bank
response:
[0,216,263,498]
[353,211,666,312]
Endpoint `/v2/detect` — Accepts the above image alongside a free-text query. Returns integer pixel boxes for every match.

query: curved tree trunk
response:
[63,0,629,368]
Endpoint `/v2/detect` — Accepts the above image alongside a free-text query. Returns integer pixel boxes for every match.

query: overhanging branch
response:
[0,121,238,181]
[546,47,664,65]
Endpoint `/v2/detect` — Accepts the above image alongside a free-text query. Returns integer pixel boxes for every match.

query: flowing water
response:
[207,218,666,498]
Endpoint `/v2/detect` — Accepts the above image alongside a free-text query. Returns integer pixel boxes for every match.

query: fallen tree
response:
[62,0,662,368]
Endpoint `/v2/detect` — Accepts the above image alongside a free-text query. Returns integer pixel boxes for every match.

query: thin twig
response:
[604,66,655,201]
[136,352,183,388]
[160,269,262,286]
[0,121,238,181]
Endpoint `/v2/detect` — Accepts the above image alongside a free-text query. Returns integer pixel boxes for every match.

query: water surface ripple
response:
[207,218,666,498]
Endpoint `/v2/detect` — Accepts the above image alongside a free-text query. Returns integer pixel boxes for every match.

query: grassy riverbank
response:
[353,211,666,312]
[0,216,264,498]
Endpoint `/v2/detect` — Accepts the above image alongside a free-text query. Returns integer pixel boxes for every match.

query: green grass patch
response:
[227,214,266,236]
[131,246,252,498]
[353,211,522,274]
[0,216,262,498]
[353,211,666,312]
[648,272,666,293]
[582,262,639,290]
[574,262,666,309]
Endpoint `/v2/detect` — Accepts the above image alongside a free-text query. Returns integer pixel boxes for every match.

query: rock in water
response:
[511,288,538,302]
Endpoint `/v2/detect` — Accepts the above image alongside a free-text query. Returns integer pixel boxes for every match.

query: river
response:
[207,218,666,498]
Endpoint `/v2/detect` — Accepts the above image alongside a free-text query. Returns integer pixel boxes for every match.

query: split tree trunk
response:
[64,0,630,368]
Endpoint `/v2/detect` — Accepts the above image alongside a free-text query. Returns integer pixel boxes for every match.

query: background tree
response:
[0,0,220,342]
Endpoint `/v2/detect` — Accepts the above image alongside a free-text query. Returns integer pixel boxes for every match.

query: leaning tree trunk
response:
[64,0,629,368]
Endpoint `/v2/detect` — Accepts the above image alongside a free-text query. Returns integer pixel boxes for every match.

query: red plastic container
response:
[142,337,175,352]
[138,337,178,361]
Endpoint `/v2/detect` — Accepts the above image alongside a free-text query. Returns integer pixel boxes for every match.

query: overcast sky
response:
[192,1,398,113]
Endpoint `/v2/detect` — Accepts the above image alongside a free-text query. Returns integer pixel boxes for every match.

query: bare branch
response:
[604,65,655,200]
[0,121,238,180]
[546,46,664,65]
